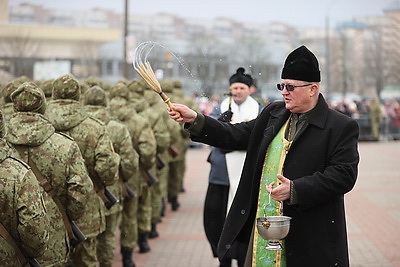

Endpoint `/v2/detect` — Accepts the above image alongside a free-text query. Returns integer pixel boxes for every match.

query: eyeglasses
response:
[277,83,312,91]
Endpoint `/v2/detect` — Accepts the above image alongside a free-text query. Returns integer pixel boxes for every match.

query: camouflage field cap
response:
[83,85,107,107]
[52,74,81,101]
[2,76,31,103]
[127,79,145,95]
[83,76,102,88]
[11,81,46,114]
[109,82,130,100]
[144,89,159,105]
[160,79,174,93]
[2,81,19,103]
[173,79,183,89]
[41,79,54,98]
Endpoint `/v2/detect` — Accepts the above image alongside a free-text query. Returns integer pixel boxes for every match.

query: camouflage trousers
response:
[168,159,185,198]
[70,236,97,267]
[138,183,152,233]
[158,150,170,199]
[97,212,120,267]
[151,178,162,223]
[120,196,138,249]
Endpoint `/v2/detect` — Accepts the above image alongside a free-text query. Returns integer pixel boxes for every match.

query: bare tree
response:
[73,40,100,78]
[184,33,227,97]
[363,26,387,100]
[0,27,40,78]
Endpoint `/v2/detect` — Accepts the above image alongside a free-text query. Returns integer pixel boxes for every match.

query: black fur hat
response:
[229,67,253,87]
[281,45,321,82]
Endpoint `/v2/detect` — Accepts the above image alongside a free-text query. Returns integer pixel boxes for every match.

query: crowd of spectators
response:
[192,92,400,142]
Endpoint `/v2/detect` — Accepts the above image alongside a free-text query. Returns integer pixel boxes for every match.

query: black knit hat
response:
[229,67,253,87]
[281,45,321,82]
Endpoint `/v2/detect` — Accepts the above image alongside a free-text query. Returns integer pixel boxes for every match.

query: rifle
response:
[168,145,179,158]
[124,182,136,201]
[141,169,159,187]
[156,154,165,170]
[102,187,119,209]
[28,258,41,267]
[69,220,87,248]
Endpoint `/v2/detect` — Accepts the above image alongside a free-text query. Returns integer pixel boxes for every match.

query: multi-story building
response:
[1,0,398,100]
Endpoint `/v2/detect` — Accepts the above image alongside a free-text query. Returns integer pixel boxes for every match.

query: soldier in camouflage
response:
[0,109,50,266]
[5,82,92,266]
[143,89,174,218]
[160,79,188,211]
[83,85,139,267]
[172,79,199,193]
[1,77,30,122]
[41,79,54,101]
[129,79,170,239]
[46,74,120,267]
[109,82,157,264]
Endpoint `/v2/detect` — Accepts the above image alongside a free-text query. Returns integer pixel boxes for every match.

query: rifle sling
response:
[15,146,75,241]
[0,221,29,266]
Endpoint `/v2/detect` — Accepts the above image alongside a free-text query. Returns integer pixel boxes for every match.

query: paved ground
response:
[112,140,400,267]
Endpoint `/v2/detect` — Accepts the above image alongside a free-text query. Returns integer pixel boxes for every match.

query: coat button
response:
[241,209,246,215]
[225,244,231,249]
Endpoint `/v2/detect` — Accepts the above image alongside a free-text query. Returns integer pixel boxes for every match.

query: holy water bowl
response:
[256,216,292,250]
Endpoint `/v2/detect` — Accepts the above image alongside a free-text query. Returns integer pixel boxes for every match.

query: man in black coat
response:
[168,45,359,267]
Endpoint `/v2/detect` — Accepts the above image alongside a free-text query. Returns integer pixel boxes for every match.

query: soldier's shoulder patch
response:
[88,116,105,126]
[55,131,75,141]
[8,156,31,170]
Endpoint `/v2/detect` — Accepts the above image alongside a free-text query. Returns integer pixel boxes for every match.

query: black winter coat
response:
[189,94,359,267]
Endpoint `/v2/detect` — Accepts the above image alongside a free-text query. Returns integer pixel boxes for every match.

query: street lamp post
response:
[123,0,129,78]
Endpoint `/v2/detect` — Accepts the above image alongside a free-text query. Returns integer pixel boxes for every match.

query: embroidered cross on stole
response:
[252,118,292,267]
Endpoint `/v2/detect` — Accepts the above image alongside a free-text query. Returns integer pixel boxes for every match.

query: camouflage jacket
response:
[110,97,156,189]
[110,98,156,171]
[135,100,170,154]
[1,103,14,123]
[46,99,119,237]
[0,139,50,266]
[85,105,139,214]
[6,111,93,265]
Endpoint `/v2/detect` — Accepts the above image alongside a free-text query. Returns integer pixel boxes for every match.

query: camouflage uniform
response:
[109,82,156,255]
[144,90,172,215]
[41,79,54,101]
[161,79,188,211]
[129,79,170,239]
[172,80,199,193]
[83,85,139,267]
[0,111,50,267]
[1,77,32,122]
[46,74,120,267]
[6,82,93,266]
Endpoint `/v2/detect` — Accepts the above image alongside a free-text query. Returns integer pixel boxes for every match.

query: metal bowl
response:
[256,216,291,241]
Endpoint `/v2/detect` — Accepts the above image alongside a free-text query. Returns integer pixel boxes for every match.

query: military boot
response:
[149,222,159,239]
[138,233,151,253]
[169,196,180,211]
[121,247,136,267]
[160,197,166,217]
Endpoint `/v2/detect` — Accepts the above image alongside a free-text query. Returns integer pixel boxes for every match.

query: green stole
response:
[252,118,292,267]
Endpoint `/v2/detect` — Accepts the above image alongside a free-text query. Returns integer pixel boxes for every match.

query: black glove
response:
[218,110,233,123]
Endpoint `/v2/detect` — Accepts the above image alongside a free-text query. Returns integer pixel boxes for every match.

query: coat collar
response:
[269,94,328,129]
[307,94,329,129]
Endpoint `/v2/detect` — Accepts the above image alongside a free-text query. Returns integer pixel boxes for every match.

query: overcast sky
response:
[11,0,396,27]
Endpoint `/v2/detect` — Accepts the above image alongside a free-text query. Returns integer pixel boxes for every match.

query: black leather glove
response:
[218,110,233,123]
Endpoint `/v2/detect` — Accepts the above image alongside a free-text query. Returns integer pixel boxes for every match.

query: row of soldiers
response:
[0,74,199,267]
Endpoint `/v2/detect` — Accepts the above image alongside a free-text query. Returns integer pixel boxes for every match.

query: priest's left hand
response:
[266,174,291,201]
